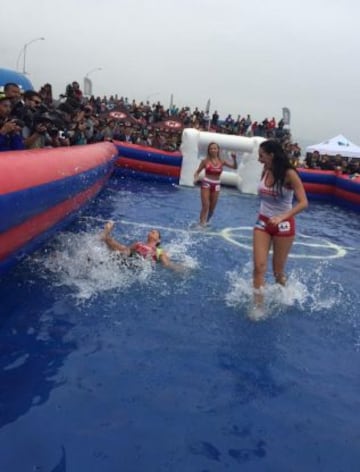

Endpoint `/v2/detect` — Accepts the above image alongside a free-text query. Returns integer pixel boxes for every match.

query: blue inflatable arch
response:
[0,67,34,92]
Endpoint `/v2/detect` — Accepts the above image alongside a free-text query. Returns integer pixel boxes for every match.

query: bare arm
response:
[222,153,238,170]
[288,169,309,217]
[268,170,308,225]
[101,221,131,255]
[159,251,186,272]
[194,159,206,182]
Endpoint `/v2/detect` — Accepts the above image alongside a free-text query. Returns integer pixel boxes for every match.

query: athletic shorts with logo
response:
[254,214,295,237]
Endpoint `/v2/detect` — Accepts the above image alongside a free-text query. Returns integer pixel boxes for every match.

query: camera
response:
[48,126,59,137]
[35,122,49,134]
[10,118,25,128]
[59,130,69,139]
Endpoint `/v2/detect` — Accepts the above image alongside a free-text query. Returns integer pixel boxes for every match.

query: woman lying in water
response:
[101,221,185,272]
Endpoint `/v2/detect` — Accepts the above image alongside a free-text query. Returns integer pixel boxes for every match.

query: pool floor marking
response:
[219,227,348,259]
[80,217,350,259]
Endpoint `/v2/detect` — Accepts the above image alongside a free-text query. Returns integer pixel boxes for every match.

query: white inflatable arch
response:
[179,129,265,194]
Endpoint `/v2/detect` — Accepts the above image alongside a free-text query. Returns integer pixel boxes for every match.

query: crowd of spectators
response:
[0,79,297,154]
[1,79,358,178]
[303,150,360,177]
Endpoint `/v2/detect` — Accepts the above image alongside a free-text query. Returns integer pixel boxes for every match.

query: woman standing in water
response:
[194,142,237,226]
[253,139,308,312]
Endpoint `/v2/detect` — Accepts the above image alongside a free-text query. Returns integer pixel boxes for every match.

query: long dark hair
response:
[260,140,295,195]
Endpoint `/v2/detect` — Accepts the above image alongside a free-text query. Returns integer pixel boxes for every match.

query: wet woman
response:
[253,139,308,310]
[101,221,185,272]
[194,142,237,226]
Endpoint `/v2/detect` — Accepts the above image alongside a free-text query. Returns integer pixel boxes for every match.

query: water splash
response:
[165,231,199,271]
[225,260,348,319]
[33,228,199,302]
[35,231,154,302]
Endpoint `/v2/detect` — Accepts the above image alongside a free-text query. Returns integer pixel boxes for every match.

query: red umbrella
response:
[152,118,184,132]
[107,107,140,126]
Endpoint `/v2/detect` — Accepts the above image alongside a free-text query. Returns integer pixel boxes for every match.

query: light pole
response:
[85,67,102,78]
[17,37,45,75]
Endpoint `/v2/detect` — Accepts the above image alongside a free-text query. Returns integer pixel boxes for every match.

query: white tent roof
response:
[306,134,360,158]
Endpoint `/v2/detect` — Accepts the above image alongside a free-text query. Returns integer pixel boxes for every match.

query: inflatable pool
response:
[114,141,182,184]
[298,168,360,212]
[0,142,117,274]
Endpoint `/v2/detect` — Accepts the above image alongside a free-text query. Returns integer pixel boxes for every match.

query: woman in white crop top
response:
[252,140,308,314]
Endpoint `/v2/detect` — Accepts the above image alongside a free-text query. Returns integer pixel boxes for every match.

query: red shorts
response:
[254,214,296,237]
[201,178,221,193]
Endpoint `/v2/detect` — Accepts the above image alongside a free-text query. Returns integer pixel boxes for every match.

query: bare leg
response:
[253,229,272,306]
[199,187,210,225]
[272,235,294,285]
[208,190,220,223]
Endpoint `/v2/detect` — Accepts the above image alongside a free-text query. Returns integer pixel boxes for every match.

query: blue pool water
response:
[1,178,359,471]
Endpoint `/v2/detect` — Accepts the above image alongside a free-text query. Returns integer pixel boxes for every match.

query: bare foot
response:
[248,304,266,322]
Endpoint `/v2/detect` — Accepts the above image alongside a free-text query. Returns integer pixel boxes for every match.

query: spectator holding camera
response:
[12,91,45,148]
[15,90,43,126]
[3,83,22,112]
[10,91,59,150]
[0,97,25,151]
[24,117,50,149]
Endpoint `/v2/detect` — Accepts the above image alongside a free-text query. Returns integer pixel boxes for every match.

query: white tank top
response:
[258,171,294,217]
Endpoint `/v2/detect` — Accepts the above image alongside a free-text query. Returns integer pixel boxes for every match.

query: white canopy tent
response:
[306,134,360,159]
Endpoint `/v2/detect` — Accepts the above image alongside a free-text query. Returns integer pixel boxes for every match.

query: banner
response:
[282,107,291,126]
[205,98,211,114]
[83,77,92,96]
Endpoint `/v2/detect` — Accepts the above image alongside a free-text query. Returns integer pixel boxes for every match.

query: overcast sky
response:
[2,0,359,147]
